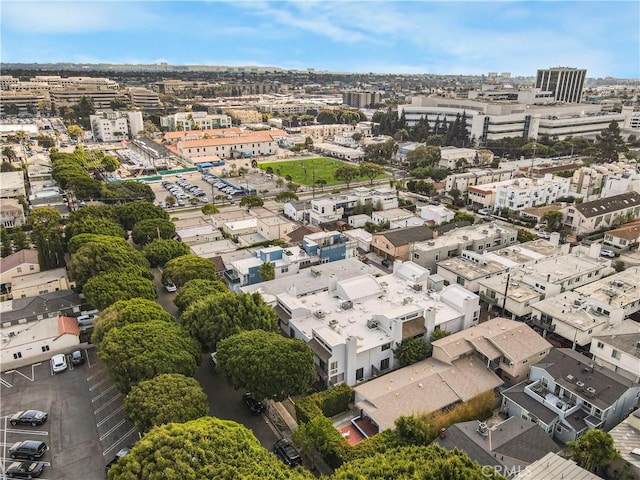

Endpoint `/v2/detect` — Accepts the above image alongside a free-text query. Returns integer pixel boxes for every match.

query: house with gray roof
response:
[608,408,640,479]
[0,290,82,325]
[564,191,640,236]
[589,319,640,383]
[513,452,602,480]
[434,416,560,475]
[501,348,640,444]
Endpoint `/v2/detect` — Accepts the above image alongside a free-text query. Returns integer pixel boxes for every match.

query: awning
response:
[402,316,427,339]
[307,338,332,363]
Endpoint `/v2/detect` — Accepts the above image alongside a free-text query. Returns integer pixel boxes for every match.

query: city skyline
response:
[1,1,638,79]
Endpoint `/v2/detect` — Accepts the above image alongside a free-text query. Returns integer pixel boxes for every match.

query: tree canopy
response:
[180,292,278,351]
[162,254,219,287]
[83,271,158,310]
[115,201,170,230]
[239,196,264,208]
[99,320,200,393]
[593,120,628,163]
[27,207,65,270]
[393,338,432,367]
[108,417,313,480]
[69,240,150,286]
[542,210,564,232]
[66,216,127,240]
[131,218,176,245]
[259,261,276,282]
[333,165,360,189]
[359,162,385,184]
[124,374,208,433]
[217,330,316,401]
[568,429,621,475]
[67,233,128,254]
[174,279,228,312]
[275,191,299,203]
[91,298,174,347]
[142,238,190,268]
[332,444,505,479]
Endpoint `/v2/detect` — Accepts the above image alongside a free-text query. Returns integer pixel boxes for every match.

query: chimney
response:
[589,243,602,259]
[425,307,436,333]
[393,259,403,274]
[439,428,447,439]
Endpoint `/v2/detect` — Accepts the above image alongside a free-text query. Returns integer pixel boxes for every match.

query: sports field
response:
[259,157,386,186]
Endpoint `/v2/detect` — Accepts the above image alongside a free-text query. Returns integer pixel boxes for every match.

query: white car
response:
[600,249,616,258]
[164,282,177,293]
[536,232,551,239]
[51,354,67,373]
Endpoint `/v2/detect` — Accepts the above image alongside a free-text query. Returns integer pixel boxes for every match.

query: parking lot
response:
[0,348,135,479]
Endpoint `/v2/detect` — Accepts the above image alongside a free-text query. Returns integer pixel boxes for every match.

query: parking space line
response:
[5,367,36,382]
[86,349,92,368]
[5,428,49,436]
[103,426,137,457]
[0,378,12,388]
[88,377,109,391]
[94,393,122,415]
[0,457,51,467]
[96,406,124,428]
[99,419,127,441]
[92,384,116,402]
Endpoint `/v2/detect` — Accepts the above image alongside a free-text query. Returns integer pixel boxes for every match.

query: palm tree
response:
[2,146,17,163]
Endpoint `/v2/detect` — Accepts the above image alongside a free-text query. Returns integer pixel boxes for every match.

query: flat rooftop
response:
[438,256,507,280]
[415,223,516,251]
[531,291,610,331]
[574,266,640,309]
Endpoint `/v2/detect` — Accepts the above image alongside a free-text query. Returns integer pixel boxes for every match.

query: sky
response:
[1,1,638,78]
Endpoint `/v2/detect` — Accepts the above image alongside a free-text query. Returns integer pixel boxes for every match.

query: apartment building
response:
[160,112,232,131]
[309,187,398,226]
[410,223,518,272]
[570,162,640,200]
[10,268,71,299]
[468,175,570,212]
[0,249,39,295]
[276,261,480,387]
[563,192,640,236]
[177,131,277,160]
[444,167,516,194]
[603,220,640,251]
[342,90,382,108]
[438,147,494,170]
[590,320,640,383]
[90,110,144,142]
[501,348,640,443]
[301,124,356,141]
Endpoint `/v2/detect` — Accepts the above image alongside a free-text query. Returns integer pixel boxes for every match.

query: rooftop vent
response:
[477,422,488,438]
[314,310,325,319]
[411,284,423,291]
[367,319,378,329]
[586,386,597,397]
[566,374,575,381]
[341,301,353,310]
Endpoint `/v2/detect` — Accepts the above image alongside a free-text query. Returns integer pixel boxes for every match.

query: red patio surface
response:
[338,424,365,446]
[354,416,379,438]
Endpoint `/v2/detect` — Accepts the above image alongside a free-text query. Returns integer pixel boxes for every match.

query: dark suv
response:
[274,439,302,467]
[8,441,47,460]
[242,393,265,415]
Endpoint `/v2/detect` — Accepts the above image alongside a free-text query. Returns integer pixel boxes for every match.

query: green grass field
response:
[258,157,386,187]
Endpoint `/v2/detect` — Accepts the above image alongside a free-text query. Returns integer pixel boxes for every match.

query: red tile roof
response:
[57,316,80,336]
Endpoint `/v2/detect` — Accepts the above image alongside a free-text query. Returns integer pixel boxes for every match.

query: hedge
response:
[295,383,354,424]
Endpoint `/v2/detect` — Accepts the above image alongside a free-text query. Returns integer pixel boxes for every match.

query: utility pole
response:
[501,272,511,318]
[530,141,537,179]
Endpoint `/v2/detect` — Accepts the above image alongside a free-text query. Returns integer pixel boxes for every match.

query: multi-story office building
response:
[535,67,587,103]
[128,87,161,109]
[89,110,144,142]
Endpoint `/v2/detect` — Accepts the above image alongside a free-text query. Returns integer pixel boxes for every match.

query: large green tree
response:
[542,210,564,232]
[27,207,65,270]
[142,239,190,268]
[83,271,157,310]
[333,165,360,189]
[174,279,227,312]
[1,227,11,257]
[332,444,505,479]
[393,338,432,367]
[359,162,385,185]
[217,330,316,401]
[593,120,628,163]
[91,298,174,347]
[181,292,278,351]
[10,226,29,252]
[131,218,176,245]
[69,241,150,286]
[66,233,128,254]
[124,374,208,433]
[115,201,169,230]
[108,417,313,480]
[568,429,621,475]
[239,195,264,208]
[99,320,200,393]
[162,254,218,287]
[259,261,276,282]
[66,216,127,240]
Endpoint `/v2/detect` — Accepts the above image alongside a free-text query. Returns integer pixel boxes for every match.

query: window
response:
[597,341,604,349]
[330,361,338,374]
[41,345,50,352]
[281,266,288,273]
[380,358,390,371]
[29,265,35,271]
[381,343,391,351]
[356,368,364,381]
[611,349,621,360]
[13,352,22,359]
[16,267,22,273]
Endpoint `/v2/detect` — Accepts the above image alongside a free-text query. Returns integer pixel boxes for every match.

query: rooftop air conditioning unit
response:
[586,386,596,397]
[412,284,423,291]
[341,301,353,310]
[576,381,585,389]
[367,319,378,329]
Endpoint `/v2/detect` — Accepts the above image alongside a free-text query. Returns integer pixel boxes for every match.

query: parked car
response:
[8,441,47,460]
[9,410,48,427]
[536,231,551,239]
[76,314,96,327]
[71,350,85,366]
[273,439,302,467]
[105,447,130,473]
[242,393,265,415]
[50,354,67,373]
[4,461,46,478]
[164,282,177,293]
[600,248,616,258]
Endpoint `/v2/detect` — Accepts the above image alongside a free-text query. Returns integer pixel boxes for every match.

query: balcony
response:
[525,382,580,418]
[479,291,498,305]
[528,316,556,333]
[224,269,241,285]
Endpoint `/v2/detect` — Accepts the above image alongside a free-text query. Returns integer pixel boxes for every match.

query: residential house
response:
[563,192,640,236]
[590,320,640,383]
[301,231,357,264]
[0,198,25,227]
[434,418,560,476]
[501,348,640,443]
[0,291,82,326]
[444,167,516,195]
[371,208,420,229]
[603,220,640,251]
[343,228,372,253]
[257,215,297,241]
[176,224,223,246]
[416,205,455,225]
[371,225,433,262]
[608,409,640,479]
[347,214,370,228]
[284,225,322,244]
[0,249,39,295]
[283,200,312,223]
[10,268,72,299]
[221,218,258,240]
[431,317,552,384]
[512,452,602,480]
[309,187,398,227]
[277,261,480,387]
[0,171,26,199]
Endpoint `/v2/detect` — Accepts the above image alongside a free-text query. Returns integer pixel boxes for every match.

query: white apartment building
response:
[276,261,480,387]
[160,112,232,131]
[570,162,640,200]
[411,223,518,271]
[309,187,398,226]
[563,192,640,236]
[0,171,26,199]
[470,174,570,212]
[89,110,144,141]
[416,205,455,225]
[438,147,494,170]
[445,167,517,194]
[590,320,640,383]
